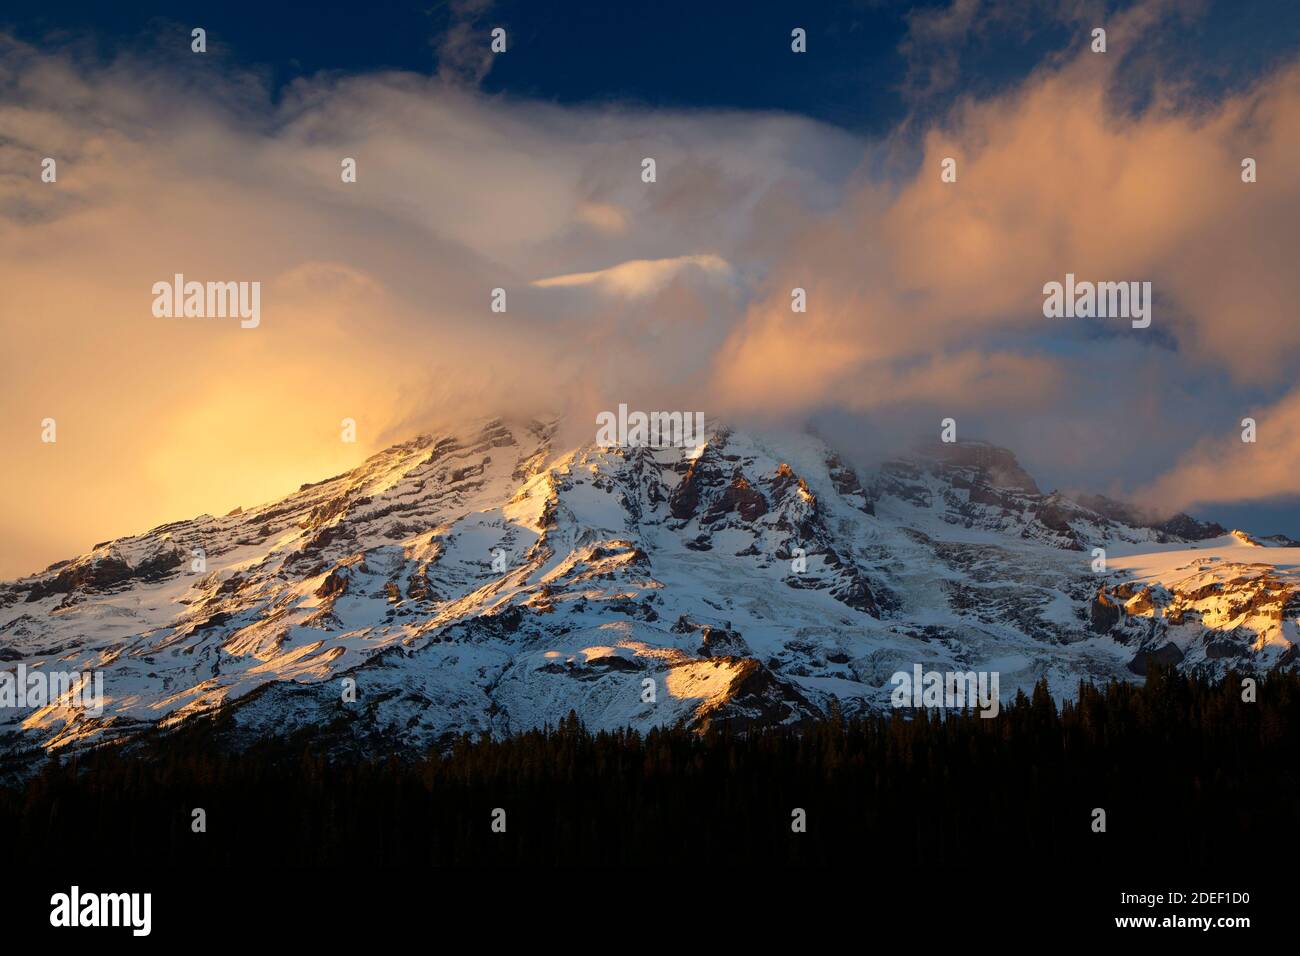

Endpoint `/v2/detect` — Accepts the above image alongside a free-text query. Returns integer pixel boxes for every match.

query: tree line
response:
[2,665,1296,867]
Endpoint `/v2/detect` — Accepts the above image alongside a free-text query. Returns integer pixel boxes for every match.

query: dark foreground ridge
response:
[3,666,1297,870]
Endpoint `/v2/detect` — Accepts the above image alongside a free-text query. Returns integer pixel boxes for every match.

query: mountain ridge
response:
[2,416,1296,773]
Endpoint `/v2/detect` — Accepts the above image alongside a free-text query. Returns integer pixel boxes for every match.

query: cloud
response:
[0,0,1297,576]
[0,35,853,577]
[531,254,733,297]
[710,5,1300,500]
[895,0,1205,107]
[574,200,628,236]
[1136,389,1300,510]
[434,0,499,88]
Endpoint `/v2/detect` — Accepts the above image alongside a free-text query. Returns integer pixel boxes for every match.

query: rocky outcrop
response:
[688,658,817,733]
[1072,494,1227,542]
[698,626,751,658]
[1127,643,1185,675]
[703,472,769,525]
[1090,587,1123,633]
[24,545,183,602]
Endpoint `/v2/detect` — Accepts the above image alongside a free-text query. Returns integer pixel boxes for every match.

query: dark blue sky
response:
[7,0,1295,131]
[4,1,912,130]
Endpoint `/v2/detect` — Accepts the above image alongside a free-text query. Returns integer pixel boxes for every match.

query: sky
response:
[1,0,1299,577]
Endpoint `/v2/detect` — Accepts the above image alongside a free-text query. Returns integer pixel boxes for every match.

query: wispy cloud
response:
[434,0,499,87]
[531,255,733,297]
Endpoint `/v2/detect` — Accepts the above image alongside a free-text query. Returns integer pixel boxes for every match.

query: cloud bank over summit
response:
[1,0,1298,577]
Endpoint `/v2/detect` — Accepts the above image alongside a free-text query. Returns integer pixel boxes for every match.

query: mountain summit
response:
[2,417,1296,770]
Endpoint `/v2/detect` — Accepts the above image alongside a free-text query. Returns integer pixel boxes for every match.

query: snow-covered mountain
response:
[2,417,1296,769]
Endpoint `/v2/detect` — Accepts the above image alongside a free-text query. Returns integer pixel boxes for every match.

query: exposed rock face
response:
[704,473,769,525]
[870,442,1242,556]
[915,440,1041,494]
[1086,562,1299,676]
[688,658,818,734]
[24,545,184,602]
[1072,494,1227,542]
[697,626,752,658]
[668,442,724,520]
[824,453,875,516]
[1090,588,1122,634]
[1127,643,1185,675]
[0,418,1294,772]
[315,569,350,599]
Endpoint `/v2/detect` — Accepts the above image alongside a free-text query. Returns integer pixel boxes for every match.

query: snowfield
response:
[1,417,1294,770]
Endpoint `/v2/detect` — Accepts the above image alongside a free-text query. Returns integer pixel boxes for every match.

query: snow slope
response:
[1,417,1293,769]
